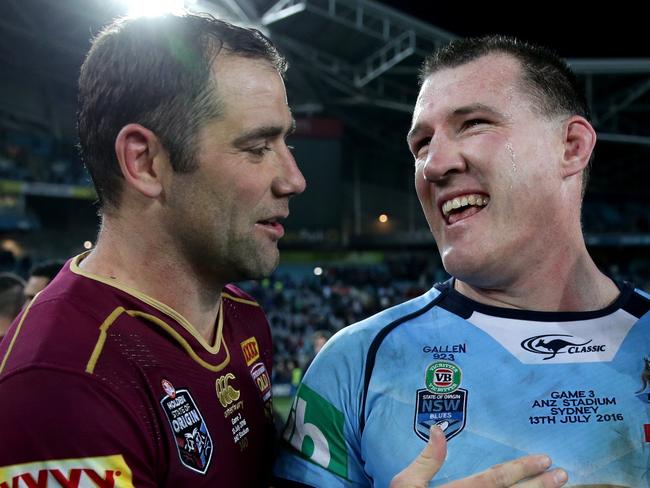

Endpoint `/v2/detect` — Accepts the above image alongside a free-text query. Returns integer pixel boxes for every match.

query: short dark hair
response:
[0,273,25,319]
[78,13,287,211]
[420,35,592,194]
[29,260,65,281]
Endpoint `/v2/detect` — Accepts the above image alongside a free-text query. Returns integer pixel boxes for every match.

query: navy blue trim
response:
[436,279,640,322]
[623,287,650,318]
[359,290,447,435]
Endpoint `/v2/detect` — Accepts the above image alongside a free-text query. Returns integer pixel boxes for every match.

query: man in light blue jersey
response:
[274,35,650,488]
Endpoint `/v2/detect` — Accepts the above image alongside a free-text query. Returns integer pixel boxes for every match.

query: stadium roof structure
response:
[1,0,649,144]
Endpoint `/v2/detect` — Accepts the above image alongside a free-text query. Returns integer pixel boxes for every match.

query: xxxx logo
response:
[216,373,241,408]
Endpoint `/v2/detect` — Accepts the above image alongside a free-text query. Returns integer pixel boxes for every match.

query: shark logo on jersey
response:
[520,334,605,360]
[636,357,650,403]
[414,388,467,442]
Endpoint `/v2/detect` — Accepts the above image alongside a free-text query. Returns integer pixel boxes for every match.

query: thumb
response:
[390,426,447,488]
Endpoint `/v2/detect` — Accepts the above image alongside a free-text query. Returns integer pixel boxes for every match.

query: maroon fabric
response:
[0,259,275,487]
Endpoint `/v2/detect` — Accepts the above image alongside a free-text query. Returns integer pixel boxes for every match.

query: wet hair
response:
[78,13,287,211]
[420,35,592,194]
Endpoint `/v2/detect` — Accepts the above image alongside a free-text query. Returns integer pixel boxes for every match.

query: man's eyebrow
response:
[407,103,504,145]
[452,103,504,118]
[233,119,296,146]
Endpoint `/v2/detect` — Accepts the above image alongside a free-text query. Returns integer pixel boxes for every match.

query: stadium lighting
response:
[313,267,323,276]
[378,214,389,223]
[121,0,187,18]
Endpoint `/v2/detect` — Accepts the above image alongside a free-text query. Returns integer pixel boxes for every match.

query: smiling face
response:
[409,53,570,288]
[163,55,306,284]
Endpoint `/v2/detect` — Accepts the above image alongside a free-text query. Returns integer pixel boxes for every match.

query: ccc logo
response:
[216,373,241,407]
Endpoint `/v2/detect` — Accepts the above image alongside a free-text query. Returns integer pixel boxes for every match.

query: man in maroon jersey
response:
[0,13,304,487]
[0,13,561,488]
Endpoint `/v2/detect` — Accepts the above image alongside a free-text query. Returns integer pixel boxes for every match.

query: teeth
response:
[441,194,489,217]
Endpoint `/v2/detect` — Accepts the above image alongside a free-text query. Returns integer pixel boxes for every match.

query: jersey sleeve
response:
[0,367,158,487]
[273,326,371,487]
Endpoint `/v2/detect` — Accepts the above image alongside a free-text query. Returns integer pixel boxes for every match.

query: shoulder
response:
[223,284,261,307]
[304,286,444,384]
[324,285,444,356]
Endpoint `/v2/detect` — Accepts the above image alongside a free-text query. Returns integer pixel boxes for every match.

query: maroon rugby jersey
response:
[0,254,275,487]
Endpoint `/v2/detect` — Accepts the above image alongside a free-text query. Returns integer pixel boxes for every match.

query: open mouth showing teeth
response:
[441,194,489,224]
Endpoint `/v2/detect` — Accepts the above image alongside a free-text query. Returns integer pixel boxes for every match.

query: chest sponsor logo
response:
[216,373,241,408]
[160,388,213,474]
[283,384,348,479]
[520,334,606,360]
[240,337,260,366]
[425,361,462,394]
[250,362,272,402]
[0,454,134,487]
[414,389,467,442]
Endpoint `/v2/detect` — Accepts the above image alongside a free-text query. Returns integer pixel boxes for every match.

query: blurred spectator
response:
[24,260,65,301]
[312,329,332,355]
[0,273,25,340]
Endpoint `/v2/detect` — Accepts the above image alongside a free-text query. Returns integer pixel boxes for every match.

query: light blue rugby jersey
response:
[274,280,650,488]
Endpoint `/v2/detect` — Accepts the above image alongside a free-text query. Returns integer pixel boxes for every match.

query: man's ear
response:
[115,124,167,199]
[561,115,596,178]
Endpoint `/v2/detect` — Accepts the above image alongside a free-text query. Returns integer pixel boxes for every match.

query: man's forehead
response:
[413,54,524,118]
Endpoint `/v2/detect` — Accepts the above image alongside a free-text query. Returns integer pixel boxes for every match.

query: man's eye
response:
[248,145,271,156]
[463,119,488,129]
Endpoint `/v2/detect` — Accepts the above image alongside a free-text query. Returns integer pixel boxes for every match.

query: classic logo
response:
[283,384,348,478]
[0,455,134,488]
[425,361,462,394]
[216,373,241,408]
[250,362,272,401]
[240,337,260,366]
[160,389,213,474]
[520,334,606,360]
[414,388,467,442]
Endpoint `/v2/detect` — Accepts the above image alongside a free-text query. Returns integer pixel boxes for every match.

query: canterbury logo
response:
[216,373,240,407]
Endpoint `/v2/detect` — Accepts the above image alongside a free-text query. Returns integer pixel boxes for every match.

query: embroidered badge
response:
[160,387,213,474]
[414,388,468,442]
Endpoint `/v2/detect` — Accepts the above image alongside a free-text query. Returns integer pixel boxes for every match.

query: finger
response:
[515,468,568,488]
[444,454,557,488]
[390,426,447,488]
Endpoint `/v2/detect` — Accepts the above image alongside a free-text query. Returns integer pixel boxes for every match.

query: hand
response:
[390,426,568,488]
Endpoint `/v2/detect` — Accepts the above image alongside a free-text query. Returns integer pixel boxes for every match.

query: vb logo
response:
[425,361,462,394]
[216,373,241,407]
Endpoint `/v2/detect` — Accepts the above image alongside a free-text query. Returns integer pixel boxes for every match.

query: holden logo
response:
[520,334,605,360]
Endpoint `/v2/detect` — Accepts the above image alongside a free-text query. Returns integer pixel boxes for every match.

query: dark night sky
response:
[375,2,649,59]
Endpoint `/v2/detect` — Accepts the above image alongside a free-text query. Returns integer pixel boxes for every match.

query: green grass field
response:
[274,395,293,423]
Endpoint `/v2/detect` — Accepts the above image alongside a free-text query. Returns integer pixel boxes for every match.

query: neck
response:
[454,243,619,312]
[80,218,223,344]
